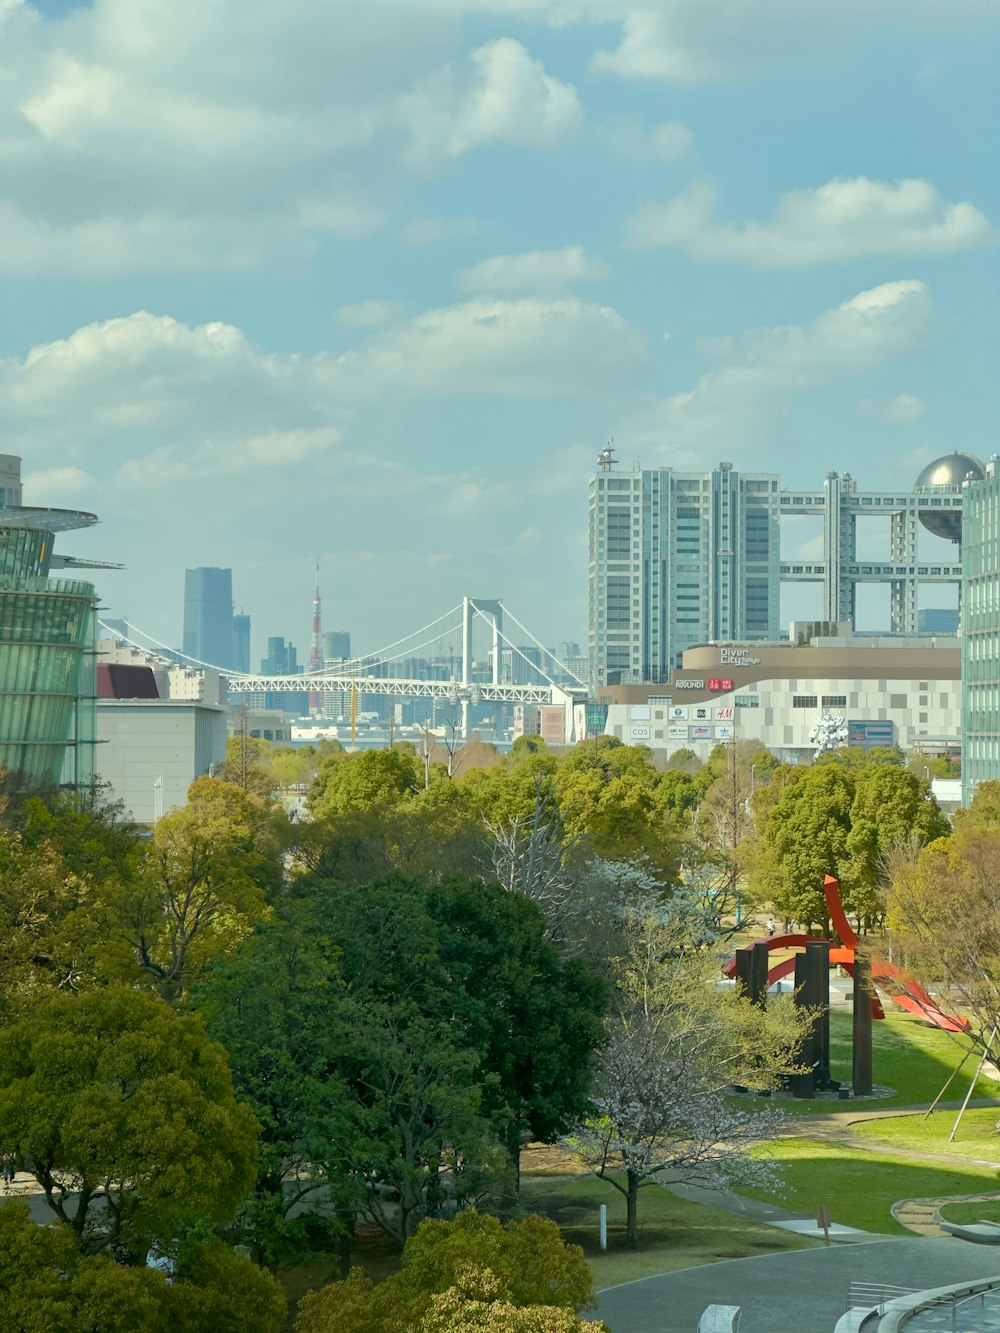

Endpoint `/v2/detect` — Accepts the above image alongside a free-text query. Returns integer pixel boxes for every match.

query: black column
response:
[852,953,874,1096]
[790,951,816,1099]
[806,941,831,1087]
[750,941,770,1009]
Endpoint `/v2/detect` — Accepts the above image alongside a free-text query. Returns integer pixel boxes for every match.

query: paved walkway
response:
[596,1237,1000,1333]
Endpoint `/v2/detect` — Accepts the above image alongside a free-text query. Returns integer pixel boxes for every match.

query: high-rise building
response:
[961,459,1000,803]
[232,613,251,674]
[322,630,351,661]
[260,637,306,713]
[0,454,108,786]
[183,568,234,670]
[588,455,781,688]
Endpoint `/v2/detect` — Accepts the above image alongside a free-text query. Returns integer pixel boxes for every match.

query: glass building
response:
[0,456,102,788]
[183,567,234,670]
[961,459,1000,804]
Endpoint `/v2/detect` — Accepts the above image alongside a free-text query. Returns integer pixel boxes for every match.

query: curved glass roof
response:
[0,506,98,533]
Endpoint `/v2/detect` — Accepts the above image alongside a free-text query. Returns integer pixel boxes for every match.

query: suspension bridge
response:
[99,597,588,740]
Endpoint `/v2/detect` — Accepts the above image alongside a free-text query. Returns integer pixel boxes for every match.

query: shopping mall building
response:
[597,627,960,765]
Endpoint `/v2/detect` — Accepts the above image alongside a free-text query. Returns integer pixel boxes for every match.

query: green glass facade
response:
[961,466,1000,805]
[0,534,98,787]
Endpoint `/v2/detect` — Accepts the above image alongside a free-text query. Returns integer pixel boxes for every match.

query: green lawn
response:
[851,1107,1000,1160]
[741,1138,1000,1233]
[769,1010,999,1114]
[519,1169,816,1290]
[939,1200,1000,1225]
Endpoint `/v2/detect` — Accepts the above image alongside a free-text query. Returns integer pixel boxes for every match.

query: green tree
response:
[954,779,1000,830]
[0,987,259,1256]
[887,825,1000,1064]
[0,829,113,1016]
[308,747,420,817]
[296,1209,604,1333]
[0,1201,285,1333]
[843,763,950,928]
[288,877,606,1189]
[746,764,855,929]
[197,903,364,1271]
[121,777,279,1002]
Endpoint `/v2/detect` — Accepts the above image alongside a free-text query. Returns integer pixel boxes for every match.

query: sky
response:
[0,0,997,661]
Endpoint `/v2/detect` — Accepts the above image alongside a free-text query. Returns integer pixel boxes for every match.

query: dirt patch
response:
[520,1143,589,1176]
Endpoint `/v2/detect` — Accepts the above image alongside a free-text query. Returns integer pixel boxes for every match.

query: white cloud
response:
[345,296,647,396]
[619,280,934,462]
[859,393,927,423]
[335,300,404,329]
[626,177,994,265]
[21,465,94,504]
[600,115,693,163]
[0,6,581,272]
[590,1,998,83]
[456,245,607,293]
[403,37,583,164]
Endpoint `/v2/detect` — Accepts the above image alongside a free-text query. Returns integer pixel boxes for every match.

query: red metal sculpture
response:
[723,875,967,1033]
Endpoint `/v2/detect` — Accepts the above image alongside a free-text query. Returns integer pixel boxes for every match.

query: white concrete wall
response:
[96,702,227,824]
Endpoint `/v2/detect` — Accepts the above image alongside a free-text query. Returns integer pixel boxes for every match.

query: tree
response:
[0,987,259,1257]
[0,828,114,1017]
[887,825,1000,1062]
[484,780,581,946]
[121,778,278,1002]
[0,1200,286,1333]
[197,903,365,1272]
[296,1209,604,1333]
[562,916,800,1245]
[685,741,774,932]
[287,876,606,1191]
[843,763,949,928]
[954,779,1000,830]
[308,747,420,817]
[745,763,855,929]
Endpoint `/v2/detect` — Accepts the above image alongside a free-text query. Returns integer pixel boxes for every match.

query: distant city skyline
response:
[2,1,996,653]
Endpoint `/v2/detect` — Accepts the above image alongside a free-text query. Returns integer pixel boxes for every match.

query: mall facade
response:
[598,629,961,765]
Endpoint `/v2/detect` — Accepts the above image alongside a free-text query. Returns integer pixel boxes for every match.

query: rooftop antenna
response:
[597,440,617,472]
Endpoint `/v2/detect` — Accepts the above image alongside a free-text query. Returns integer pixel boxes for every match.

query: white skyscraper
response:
[588,454,781,689]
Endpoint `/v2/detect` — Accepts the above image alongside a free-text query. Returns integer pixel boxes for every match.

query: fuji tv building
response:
[593,453,983,765]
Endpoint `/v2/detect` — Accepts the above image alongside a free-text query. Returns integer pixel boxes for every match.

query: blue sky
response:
[0,0,996,660]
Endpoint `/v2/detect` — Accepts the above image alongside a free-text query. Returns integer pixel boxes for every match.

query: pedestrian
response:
[784,918,793,935]
[766,915,775,938]
[2,1155,14,1184]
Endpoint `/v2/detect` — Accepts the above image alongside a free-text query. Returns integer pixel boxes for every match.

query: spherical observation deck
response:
[913,451,985,540]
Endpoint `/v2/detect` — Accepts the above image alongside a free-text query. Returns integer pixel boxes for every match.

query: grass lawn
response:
[741,1138,1000,1233]
[769,1010,999,1115]
[851,1107,1000,1161]
[519,1166,816,1290]
[939,1200,1000,1225]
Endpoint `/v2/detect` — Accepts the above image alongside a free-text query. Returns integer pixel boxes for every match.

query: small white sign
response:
[630,725,651,741]
[667,723,688,740]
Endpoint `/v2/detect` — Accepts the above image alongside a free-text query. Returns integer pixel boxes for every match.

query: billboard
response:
[667,723,688,740]
[690,725,712,740]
